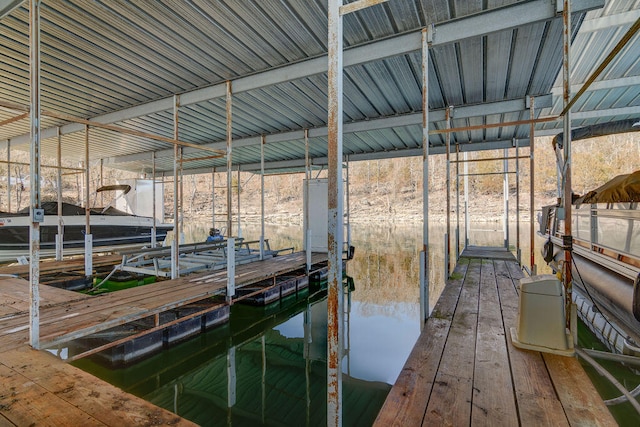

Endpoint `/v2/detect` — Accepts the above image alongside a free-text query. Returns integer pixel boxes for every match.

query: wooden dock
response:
[374,246,616,426]
[0,251,326,352]
[0,346,196,426]
[0,251,327,426]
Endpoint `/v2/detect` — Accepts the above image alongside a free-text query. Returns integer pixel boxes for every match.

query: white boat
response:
[0,185,173,263]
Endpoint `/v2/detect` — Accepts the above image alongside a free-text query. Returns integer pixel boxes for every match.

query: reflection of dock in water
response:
[86,282,387,427]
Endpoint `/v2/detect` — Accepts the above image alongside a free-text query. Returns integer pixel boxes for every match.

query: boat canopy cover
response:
[553,119,640,150]
[96,184,131,194]
[574,170,640,206]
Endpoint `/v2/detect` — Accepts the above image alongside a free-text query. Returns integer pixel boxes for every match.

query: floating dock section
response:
[375,246,616,426]
[0,250,329,425]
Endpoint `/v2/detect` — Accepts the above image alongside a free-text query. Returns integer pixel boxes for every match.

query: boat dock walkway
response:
[374,246,616,426]
[0,251,326,352]
[0,251,326,425]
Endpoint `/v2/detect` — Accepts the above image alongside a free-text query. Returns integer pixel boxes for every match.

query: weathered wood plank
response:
[422,258,481,426]
[373,258,469,426]
[543,353,617,426]
[1,347,196,426]
[0,254,123,277]
[494,260,570,426]
[0,413,15,427]
[0,363,102,426]
[472,259,518,426]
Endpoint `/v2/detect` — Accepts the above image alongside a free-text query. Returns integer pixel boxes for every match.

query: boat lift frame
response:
[103,239,292,281]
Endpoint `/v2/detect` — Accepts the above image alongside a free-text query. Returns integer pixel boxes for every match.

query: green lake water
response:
[72,221,640,425]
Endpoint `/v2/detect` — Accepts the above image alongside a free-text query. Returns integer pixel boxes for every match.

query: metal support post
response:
[455,144,460,260]
[327,1,344,424]
[28,0,41,349]
[562,0,573,331]
[151,151,157,247]
[464,151,469,248]
[445,107,451,277]
[515,138,521,264]
[172,95,180,279]
[55,128,63,260]
[6,140,10,213]
[503,148,509,249]
[227,237,235,303]
[84,125,92,276]
[212,168,216,230]
[420,27,431,324]
[346,155,351,251]
[237,166,242,239]
[260,135,265,260]
[99,158,104,207]
[305,129,312,273]
[226,81,233,238]
[529,96,537,275]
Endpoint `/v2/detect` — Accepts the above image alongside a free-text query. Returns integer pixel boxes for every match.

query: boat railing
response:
[546,203,640,275]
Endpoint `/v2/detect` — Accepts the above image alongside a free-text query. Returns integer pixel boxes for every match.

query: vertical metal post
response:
[529,96,536,274]
[515,138,521,264]
[226,80,233,238]
[260,135,265,260]
[327,0,344,424]
[503,148,509,249]
[28,0,41,349]
[6,140,10,213]
[237,166,242,239]
[455,144,460,260]
[420,27,430,324]
[227,237,235,302]
[212,168,216,231]
[305,129,312,273]
[99,158,104,207]
[445,107,451,277]
[172,95,180,279]
[562,0,573,330]
[345,155,351,251]
[151,151,157,247]
[56,128,63,260]
[464,151,469,247]
[179,147,184,242]
[84,125,92,276]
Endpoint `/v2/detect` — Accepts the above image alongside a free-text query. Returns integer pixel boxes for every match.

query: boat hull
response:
[0,214,172,255]
[546,238,640,345]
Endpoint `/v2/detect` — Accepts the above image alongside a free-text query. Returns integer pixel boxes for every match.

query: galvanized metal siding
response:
[0,0,637,174]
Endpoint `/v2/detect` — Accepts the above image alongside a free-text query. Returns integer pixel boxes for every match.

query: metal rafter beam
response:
[0,0,23,19]
[0,0,602,150]
[105,95,552,165]
[550,75,640,95]
[154,138,532,176]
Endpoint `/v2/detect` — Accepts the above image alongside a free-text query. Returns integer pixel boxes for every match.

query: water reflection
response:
[75,287,392,426]
[75,221,546,426]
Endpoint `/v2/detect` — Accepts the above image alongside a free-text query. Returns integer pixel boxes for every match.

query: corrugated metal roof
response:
[0,0,638,174]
